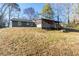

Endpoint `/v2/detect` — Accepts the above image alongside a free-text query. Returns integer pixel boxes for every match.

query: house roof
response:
[41,18,60,23]
[11,18,60,25]
[34,18,60,25]
[11,18,33,22]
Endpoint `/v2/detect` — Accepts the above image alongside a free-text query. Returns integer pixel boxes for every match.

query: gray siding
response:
[42,21,55,29]
[12,21,18,27]
[12,21,36,27]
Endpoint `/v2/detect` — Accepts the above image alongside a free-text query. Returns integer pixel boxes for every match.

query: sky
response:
[19,3,44,13]
[18,3,45,19]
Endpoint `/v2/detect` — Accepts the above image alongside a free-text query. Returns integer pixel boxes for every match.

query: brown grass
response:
[0,27,79,56]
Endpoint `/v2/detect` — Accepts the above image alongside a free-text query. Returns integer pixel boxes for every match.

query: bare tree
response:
[24,7,35,20]
[65,4,71,24]
[71,3,78,24]
[0,3,20,27]
[54,4,63,24]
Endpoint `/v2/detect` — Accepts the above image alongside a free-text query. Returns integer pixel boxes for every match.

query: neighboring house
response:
[11,18,62,29]
[11,18,36,27]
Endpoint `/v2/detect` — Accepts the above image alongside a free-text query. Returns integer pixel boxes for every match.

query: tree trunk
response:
[18,12,20,19]
[29,15,31,20]
[68,14,70,24]
[57,15,59,30]
[0,5,8,27]
[8,6,11,27]
[68,7,70,24]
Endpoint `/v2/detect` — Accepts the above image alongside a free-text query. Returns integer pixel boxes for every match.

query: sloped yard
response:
[0,27,78,55]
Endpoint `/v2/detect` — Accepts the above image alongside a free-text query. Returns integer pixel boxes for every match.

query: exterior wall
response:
[11,19,61,29]
[42,20,56,29]
[12,21,36,27]
[36,20,42,28]
[12,21,18,27]
[37,24,42,28]
[36,19,58,29]
[9,21,12,28]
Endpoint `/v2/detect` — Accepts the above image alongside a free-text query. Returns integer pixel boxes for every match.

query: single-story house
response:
[10,18,62,29]
[11,18,36,27]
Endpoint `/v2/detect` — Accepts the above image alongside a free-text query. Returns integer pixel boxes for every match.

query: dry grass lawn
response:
[0,27,79,56]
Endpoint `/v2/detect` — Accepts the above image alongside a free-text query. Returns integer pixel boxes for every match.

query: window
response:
[30,23,33,26]
[18,22,21,26]
[26,22,30,25]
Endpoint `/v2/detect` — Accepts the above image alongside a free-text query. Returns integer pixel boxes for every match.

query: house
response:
[34,18,62,29]
[10,18,62,29]
[11,18,36,27]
